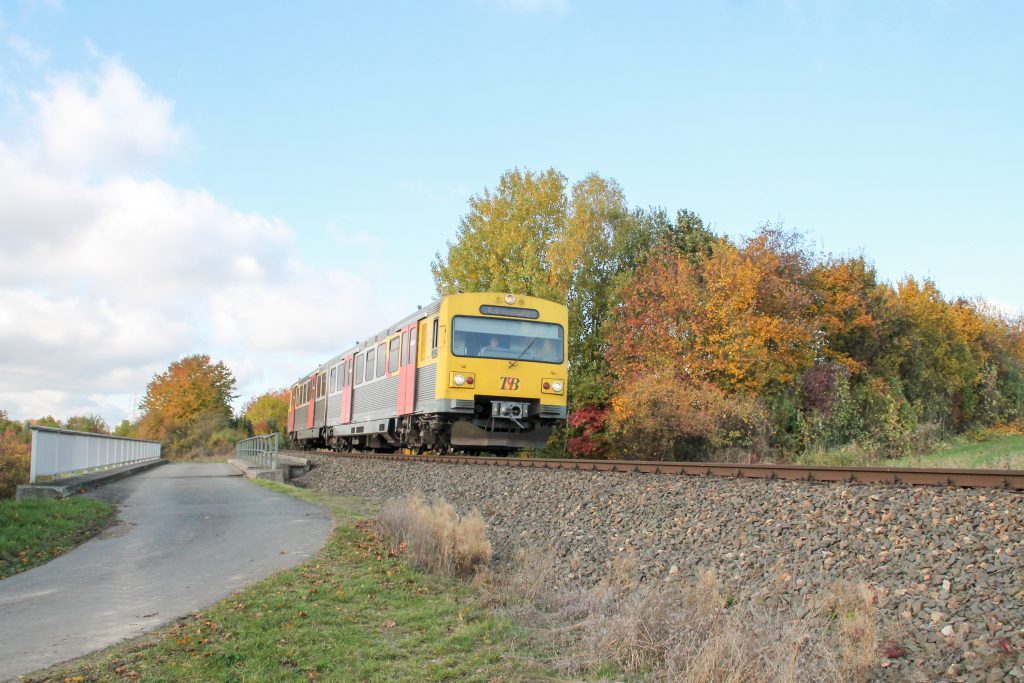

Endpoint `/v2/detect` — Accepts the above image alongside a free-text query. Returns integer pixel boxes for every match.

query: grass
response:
[0,497,115,579]
[792,431,1024,470]
[886,432,1024,469]
[26,482,553,683]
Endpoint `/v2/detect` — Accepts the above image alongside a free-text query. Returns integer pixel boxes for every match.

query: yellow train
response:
[287,292,568,452]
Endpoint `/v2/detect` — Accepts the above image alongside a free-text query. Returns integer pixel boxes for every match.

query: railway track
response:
[322,451,1024,490]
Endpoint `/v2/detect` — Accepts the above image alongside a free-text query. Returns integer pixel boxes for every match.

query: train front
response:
[436,292,567,451]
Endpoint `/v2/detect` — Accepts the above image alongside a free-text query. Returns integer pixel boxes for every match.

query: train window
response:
[451,316,565,364]
[376,343,386,377]
[354,353,365,385]
[330,366,337,392]
[431,317,439,358]
[365,348,375,382]
[389,337,400,373]
[401,331,410,366]
[343,359,350,388]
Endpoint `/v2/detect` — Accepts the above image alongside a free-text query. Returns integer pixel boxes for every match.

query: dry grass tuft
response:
[486,552,881,683]
[379,499,881,681]
[376,492,492,578]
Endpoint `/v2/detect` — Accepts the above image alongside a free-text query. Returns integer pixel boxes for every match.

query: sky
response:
[0,0,1021,425]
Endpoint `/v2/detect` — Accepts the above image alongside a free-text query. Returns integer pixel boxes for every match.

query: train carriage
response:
[288,292,568,452]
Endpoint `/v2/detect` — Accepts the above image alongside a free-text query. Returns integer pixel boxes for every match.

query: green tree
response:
[113,419,137,437]
[432,167,567,299]
[65,414,110,434]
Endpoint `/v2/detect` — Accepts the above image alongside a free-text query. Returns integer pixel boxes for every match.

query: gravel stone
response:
[293,453,1024,681]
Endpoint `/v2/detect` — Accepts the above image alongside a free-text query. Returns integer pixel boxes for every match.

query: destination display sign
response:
[479,305,540,319]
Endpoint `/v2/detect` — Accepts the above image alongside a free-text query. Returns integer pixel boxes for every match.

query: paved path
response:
[0,463,333,681]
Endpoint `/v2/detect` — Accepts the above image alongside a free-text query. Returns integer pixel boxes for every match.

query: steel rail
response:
[319,451,1024,490]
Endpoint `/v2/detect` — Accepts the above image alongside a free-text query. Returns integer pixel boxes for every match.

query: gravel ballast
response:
[293,453,1023,681]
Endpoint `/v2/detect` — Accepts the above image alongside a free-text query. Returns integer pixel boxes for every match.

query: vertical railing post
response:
[29,428,38,483]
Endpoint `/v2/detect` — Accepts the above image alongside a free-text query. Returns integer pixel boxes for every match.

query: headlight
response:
[450,372,475,388]
[552,381,563,393]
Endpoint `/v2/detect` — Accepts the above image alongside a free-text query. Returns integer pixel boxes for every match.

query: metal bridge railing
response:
[235,433,280,470]
[30,426,162,483]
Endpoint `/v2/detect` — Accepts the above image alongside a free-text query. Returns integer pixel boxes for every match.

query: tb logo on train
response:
[287,292,568,452]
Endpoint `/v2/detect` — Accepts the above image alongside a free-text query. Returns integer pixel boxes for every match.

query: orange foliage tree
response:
[605,228,817,457]
[608,228,818,394]
[137,354,238,449]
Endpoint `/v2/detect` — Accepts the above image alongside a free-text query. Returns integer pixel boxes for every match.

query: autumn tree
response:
[609,227,818,395]
[605,227,820,458]
[810,255,889,375]
[0,410,30,498]
[137,354,238,452]
[242,389,290,435]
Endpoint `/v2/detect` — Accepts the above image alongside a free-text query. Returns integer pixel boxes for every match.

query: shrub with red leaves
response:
[566,405,609,459]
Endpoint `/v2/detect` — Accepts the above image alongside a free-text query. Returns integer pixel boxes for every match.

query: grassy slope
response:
[886,432,1024,469]
[27,482,553,683]
[0,497,115,579]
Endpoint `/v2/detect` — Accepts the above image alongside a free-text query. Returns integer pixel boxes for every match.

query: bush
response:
[0,446,30,499]
[376,492,491,578]
[607,372,767,461]
[0,417,30,499]
[565,404,610,458]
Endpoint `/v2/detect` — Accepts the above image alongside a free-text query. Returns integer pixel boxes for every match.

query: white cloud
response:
[31,59,185,175]
[6,34,48,64]
[0,59,391,423]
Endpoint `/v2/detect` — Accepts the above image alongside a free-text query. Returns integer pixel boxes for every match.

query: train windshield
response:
[451,316,564,364]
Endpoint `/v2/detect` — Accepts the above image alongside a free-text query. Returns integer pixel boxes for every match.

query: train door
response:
[397,322,418,415]
[306,375,315,429]
[341,355,353,423]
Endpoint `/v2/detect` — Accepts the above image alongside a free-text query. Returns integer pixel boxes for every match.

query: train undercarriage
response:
[296,400,557,454]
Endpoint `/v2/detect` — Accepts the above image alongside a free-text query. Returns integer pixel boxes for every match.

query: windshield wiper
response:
[509,337,539,368]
